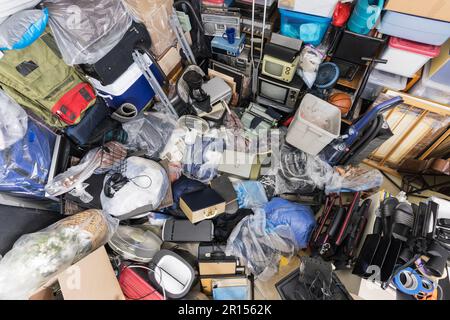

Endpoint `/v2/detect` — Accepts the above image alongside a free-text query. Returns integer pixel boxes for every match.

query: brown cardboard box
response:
[29,246,125,300]
[385,0,450,22]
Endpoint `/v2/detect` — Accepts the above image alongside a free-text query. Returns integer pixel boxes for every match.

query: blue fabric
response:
[213,286,248,300]
[0,119,55,198]
[264,198,316,249]
[233,180,268,209]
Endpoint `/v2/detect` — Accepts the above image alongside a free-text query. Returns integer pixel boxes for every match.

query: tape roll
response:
[394,267,435,296]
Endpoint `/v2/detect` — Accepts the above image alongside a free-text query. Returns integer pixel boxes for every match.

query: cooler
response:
[375,37,441,78]
[377,11,450,46]
[279,8,331,46]
[89,57,164,112]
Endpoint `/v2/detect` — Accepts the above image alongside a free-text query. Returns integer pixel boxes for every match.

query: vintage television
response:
[257,74,304,112]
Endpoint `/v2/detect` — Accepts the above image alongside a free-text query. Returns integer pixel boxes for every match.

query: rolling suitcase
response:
[81,22,152,86]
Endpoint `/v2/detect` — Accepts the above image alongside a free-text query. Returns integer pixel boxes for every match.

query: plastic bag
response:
[122,0,176,58]
[233,180,268,209]
[326,166,384,194]
[270,144,342,195]
[296,45,325,88]
[0,9,48,50]
[123,112,178,158]
[100,157,169,219]
[226,207,296,280]
[0,92,56,198]
[45,141,127,201]
[0,90,28,150]
[182,129,225,183]
[44,0,132,65]
[0,0,42,19]
[0,209,118,300]
[264,198,316,249]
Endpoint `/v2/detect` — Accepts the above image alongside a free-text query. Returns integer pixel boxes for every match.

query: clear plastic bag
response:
[44,0,132,65]
[122,0,176,58]
[100,157,169,219]
[0,92,56,198]
[0,9,48,50]
[326,165,384,194]
[45,142,127,201]
[233,180,268,209]
[296,45,325,88]
[0,90,28,150]
[182,129,225,183]
[0,209,118,300]
[225,208,296,281]
[271,144,342,195]
[123,112,178,158]
[0,0,42,19]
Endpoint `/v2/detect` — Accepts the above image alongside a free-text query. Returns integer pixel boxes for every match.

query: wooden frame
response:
[363,90,450,175]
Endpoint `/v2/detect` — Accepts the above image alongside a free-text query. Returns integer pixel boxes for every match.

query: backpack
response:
[0,31,96,128]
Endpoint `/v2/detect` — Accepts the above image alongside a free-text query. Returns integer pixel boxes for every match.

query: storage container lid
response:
[389,37,441,57]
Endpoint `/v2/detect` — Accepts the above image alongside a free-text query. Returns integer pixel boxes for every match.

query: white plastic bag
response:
[296,45,325,88]
[100,157,169,219]
[225,208,296,280]
[0,209,118,300]
[0,90,28,150]
[44,0,132,65]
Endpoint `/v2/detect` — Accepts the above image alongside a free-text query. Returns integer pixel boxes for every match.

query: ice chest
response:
[286,94,341,156]
[88,56,164,112]
[279,8,331,46]
[375,37,441,78]
[277,0,339,18]
[377,11,450,46]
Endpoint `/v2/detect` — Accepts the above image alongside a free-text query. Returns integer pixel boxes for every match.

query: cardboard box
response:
[385,0,450,22]
[30,246,125,300]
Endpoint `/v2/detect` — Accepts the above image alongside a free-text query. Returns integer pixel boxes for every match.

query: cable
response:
[124,265,167,301]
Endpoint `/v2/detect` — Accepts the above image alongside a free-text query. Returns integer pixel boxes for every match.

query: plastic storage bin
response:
[378,11,450,46]
[410,62,450,105]
[347,0,384,35]
[375,37,441,78]
[286,94,341,155]
[429,39,450,86]
[279,9,331,46]
[361,69,407,100]
[278,0,339,18]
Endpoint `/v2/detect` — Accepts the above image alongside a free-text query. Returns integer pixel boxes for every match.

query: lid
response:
[108,225,162,263]
[389,37,441,57]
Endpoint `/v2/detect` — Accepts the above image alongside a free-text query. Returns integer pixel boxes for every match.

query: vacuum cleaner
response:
[320,96,404,166]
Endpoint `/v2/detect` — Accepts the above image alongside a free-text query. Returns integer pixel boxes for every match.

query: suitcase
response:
[80,22,152,86]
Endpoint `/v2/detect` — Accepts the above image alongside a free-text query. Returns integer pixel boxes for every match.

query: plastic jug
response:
[347,0,384,35]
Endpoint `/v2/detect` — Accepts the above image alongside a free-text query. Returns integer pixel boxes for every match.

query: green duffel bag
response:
[0,32,96,128]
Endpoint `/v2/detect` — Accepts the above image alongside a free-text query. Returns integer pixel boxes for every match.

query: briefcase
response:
[179,188,226,223]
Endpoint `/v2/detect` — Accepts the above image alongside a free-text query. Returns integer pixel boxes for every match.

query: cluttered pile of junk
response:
[0,0,449,301]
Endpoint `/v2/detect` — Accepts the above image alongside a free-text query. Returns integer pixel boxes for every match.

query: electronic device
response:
[211,33,246,57]
[262,39,301,83]
[218,150,261,180]
[201,9,241,38]
[212,48,252,76]
[232,0,277,19]
[162,219,214,242]
[257,73,305,112]
[210,60,251,102]
[241,17,274,39]
[198,243,235,261]
[241,102,282,132]
[202,77,233,106]
[179,188,226,223]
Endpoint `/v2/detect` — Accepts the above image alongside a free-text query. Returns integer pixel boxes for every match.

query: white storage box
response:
[361,69,407,101]
[375,37,441,77]
[286,94,341,156]
[429,39,450,86]
[410,62,450,105]
[278,0,339,18]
